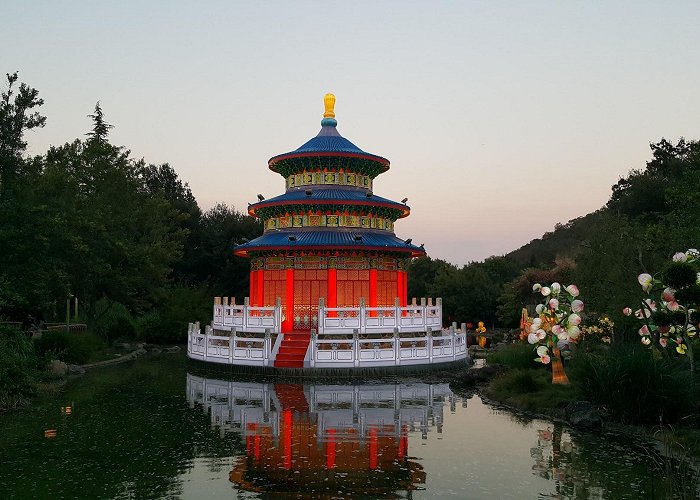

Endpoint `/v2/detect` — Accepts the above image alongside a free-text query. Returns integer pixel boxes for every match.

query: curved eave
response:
[268,151,390,172]
[233,230,426,258]
[249,198,410,218]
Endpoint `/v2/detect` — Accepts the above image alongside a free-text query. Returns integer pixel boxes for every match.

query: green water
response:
[1,354,697,499]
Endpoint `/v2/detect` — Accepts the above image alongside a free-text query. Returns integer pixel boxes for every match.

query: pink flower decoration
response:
[638,273,653,292]
[552,324,565,336]
[673,252,687,262]
[568,313,581,326]
[641,337,651,346]
[667,301,680,312]
[549,298,559,310]
[536,346,551,364]
[639,325,650,336]
[662,288,676,302]
[622,307,632,316]
[659,338,668,348]
[571,300,584,313]
[565,284,579,297]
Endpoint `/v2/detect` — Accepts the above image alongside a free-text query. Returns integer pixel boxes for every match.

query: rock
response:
[451,364,507,388]
[565,401,602,431]
[165,346,181,353]
[134,348,147,356]
[150,347,162,354]
[68,364,86,375]
[114,342,131,350]
[48,360,68,377]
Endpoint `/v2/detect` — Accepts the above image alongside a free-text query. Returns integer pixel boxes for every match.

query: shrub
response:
[0,326,41,410]
[488,343,542,370]
[570,345,698,425]
[93,300,136,344]
[136,285,211,344]
[34,330,105,365]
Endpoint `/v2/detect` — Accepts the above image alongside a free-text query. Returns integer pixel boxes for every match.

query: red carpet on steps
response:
[273,383,310,413]
[274,332,310,368]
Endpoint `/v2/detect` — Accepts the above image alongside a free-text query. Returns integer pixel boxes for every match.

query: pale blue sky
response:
[3,1,699,265]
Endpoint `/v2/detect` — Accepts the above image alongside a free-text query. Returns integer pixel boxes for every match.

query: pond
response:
[1,354,697,499]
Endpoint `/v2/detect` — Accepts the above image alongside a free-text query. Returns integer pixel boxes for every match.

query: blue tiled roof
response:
[250,187,408,212]
[234,230,425,256]
[268,124,389,165]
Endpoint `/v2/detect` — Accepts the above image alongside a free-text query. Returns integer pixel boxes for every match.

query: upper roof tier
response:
[268,94,390,176]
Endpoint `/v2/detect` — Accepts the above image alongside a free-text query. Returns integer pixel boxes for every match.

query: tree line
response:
[0,72,261,342]
[408,138,700,334]
[2,71,698,342]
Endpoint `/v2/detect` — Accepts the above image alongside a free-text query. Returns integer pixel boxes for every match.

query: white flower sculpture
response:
[528,282,584,364]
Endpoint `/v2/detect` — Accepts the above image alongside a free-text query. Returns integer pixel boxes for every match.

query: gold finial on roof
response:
[323,93,336,118]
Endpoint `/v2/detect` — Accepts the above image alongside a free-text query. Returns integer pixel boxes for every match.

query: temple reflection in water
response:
[186,373,455,496]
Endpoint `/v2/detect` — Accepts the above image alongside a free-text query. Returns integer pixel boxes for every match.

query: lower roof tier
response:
[249,188,410,218]
[233,229,426,258]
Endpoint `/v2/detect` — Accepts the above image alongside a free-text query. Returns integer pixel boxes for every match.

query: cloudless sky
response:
[3,1,699,265]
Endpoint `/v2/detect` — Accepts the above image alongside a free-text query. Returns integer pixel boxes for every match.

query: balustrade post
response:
[359,298,366,334]
[436,297,443,326]
[420,297,427,327]
[202,322,208,361]
[243,297,250,330]
[187,323,192,355]
[310,329,316,368]
[318,297,325,335]
[427,326,433,363]
[214,297,221,326]
[450,324,456,360]
[394,297,401,331]
[264,328,271,366]
[275,297,282,333]
[353,328,359,367]
[394,327,400,366]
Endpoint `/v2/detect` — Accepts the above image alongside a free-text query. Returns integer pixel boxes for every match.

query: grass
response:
[487,342,540,370]
[487,367,579,413]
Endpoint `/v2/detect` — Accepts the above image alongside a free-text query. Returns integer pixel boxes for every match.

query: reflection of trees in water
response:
[530,423,700,499]
[0,355,241,498]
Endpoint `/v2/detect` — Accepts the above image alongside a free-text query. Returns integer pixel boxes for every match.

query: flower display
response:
[624,248,700,372]
[527,282,584,383]
[580,315,614,345]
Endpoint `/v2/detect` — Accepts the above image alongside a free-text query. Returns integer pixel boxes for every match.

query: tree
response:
[0,72,46,200]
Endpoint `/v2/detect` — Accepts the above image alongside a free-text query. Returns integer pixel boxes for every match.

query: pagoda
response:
[232,94,425,365]
[187,95,467,371]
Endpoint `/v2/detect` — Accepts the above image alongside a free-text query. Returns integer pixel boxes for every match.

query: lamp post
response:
[66,294,73,333]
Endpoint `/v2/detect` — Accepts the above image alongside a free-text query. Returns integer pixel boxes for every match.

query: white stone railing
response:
[211,296,442,335]
[212,297,282,333]
[191,295,468,369]
[318,298,442,335]
[309,324,467,369]
[187,322,282,366]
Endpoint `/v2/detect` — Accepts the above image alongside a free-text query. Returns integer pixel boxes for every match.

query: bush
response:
[570,345,698,425]
[488,368,576,412]
[0,326,41,410]
[136,286,211,344]
[93,300,136,344]
[487,343,542,370]
[34,330,105,365]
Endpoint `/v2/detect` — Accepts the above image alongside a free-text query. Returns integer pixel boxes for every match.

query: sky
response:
[3,1,699,266]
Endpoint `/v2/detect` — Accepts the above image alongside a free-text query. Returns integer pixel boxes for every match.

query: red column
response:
[327,268,337,318]
[369,268,377,317]
[257,270,264,307]
[326,428,336,469]
[284,268,294,332]
[369,427,378,470]
[403,270,408,307]
[396,271,403,306]
[283,408,292,470]
[249,270,256,306]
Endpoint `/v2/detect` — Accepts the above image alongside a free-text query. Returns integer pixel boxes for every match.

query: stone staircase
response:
[273,332,310,368]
